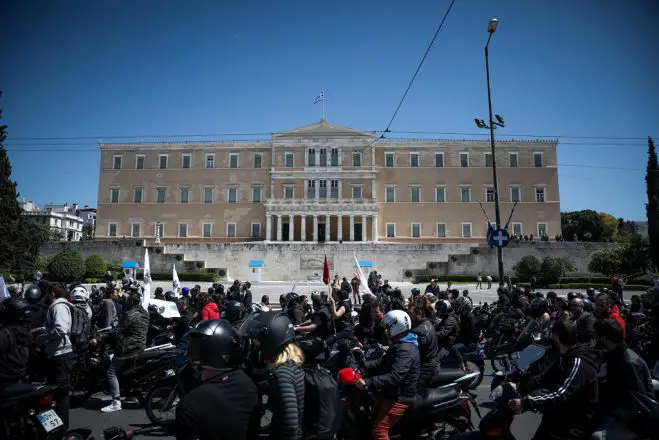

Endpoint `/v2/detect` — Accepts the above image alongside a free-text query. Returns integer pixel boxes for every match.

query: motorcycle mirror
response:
[516,345,546,371]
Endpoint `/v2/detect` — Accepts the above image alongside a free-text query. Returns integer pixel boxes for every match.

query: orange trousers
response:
[372,400,410,440]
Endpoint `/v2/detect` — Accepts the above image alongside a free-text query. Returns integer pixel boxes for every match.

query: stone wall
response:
[40,240,618,282]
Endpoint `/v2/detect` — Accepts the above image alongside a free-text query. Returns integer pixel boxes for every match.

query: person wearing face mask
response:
[569,298,596,344]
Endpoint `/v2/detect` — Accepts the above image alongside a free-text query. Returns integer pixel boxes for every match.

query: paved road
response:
[71,364,540,439]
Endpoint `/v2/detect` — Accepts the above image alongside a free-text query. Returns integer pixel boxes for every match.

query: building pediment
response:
[274,119,375,139]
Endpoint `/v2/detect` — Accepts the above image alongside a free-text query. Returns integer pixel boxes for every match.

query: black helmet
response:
[24,285,43,305]
[223,300,246,324]
[285,292,299,306]
[0,297,31,323]
[187,320,243,369]
[411,288,421,295]
[165,291,176,302]
[244,311,295,361]
[567,292,577,301]
[435,299,451,315]
[453,296,472,315]
[529,298,548,318]
[122,278,131,289]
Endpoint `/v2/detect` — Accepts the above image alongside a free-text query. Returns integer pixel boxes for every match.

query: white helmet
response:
[383,310,412,337]
[70,286,89,303]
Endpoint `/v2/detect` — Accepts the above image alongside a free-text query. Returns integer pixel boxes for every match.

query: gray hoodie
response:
[44,297,73,358]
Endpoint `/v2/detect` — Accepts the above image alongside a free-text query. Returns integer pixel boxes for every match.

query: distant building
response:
[21,201,85,242]
[76,205,97,230]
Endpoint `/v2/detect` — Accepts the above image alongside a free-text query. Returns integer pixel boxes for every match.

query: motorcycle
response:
[439,345,486,390]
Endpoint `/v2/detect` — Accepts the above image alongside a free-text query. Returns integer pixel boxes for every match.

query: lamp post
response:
[475,18,506,287]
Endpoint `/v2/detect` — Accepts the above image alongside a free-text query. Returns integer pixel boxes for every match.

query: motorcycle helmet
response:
[453,296,472,315]
[244,311,295,362]
[24,285,43,305]
[383,310,412,338]
[187,320,243,369]
[529,297,548,318]
[0,296,31,323]
[435,299,451,315]
[411,288,421,295]
[285,291,299,304]
[70,286,90,303]
[223,300,246,324]
[165,291,177,302]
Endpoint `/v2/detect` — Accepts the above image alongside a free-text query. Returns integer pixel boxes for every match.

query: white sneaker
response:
[101,399,122,413]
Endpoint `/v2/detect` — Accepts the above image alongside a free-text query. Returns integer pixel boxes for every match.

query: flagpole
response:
[322,90,326,120]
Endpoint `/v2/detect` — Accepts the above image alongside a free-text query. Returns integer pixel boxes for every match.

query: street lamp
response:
[475,17,506,288]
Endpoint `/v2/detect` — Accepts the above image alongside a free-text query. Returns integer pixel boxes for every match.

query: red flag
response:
[322,255,330,285]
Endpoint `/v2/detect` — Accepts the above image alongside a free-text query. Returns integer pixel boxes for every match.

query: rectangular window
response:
[253,153,262,168]
[108,222,117,237]
[229,153,239,169]
[307,180,316,199]
[352,152,362,167]
[285,152,294,168]
[228,187,237,203]
[308,148,316,166]
[460,187,471,203]
[352,185,363,199]
[319,148,327,167]
[110,188,120,204]
[156,222,164,238]
[319,180,327,198]
[204,187,214,204]
[385,186,396,202]
[252,185,262,203]
[133,187,143,203]
[386,223,396,238]
[509,152,519,168]
[284,185,294,200]
[486,187,495,202]
[180,187,189,204]
[435,153,444,168]
[537,223,548,237]
[410,153,420,167]
[205,154,215,169]
[159,155,168,169]
[460,152,469,168]
[535,187,546,202]
[410,186,421,203]
[385,152,395,168]
[534,152,544,168]
[203,223,212,238]
[331,148,339,167]
[436,223,446,238]
[251,223,261,238]
[178,223,188,238]
[131,223,140,238]
[510,186,521,203]
[113,155,122,170]
[435,186,446,203]
[136,155,145,170]
[485,153,493,168]
[411,223,421,238]
[156,188,166,203]
[227,223,236,238]
[462,223,472,238]
[330,180,339,199]
[182,154,191,169]
[512,222,523,236]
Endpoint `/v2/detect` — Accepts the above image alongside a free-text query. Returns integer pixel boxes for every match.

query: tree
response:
[561,210,605,241]
[85,254,107,279]
[617,218,640,243]
[82,225,95,240]
[587,238,649,277]
[0,93,47,279]
[647,136,659,270]
[599,212,619,242]
[47,248,85,281]
[49,228,65,242]
[539,256,576,285]
[512,256,542,280]
[588,248,621,276]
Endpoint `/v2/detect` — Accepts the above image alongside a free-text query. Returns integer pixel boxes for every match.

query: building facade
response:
[21,201,85,241]
[96,120,560,243]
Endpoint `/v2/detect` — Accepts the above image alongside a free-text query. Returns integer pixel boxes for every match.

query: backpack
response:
[302,365,342,439]
[58,302,91,351]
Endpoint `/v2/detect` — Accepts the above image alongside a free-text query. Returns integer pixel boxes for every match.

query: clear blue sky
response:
[1,0,657,220]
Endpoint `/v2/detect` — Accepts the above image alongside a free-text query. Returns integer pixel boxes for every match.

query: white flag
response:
[141,248,151,309]
[172,264,181,295]
[354,257,373,297]
[0,275,10,302]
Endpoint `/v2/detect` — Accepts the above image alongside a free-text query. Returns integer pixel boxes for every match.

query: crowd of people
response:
[0,268,658,440]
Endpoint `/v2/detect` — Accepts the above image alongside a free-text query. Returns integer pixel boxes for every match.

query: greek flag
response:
[314,91,324,104]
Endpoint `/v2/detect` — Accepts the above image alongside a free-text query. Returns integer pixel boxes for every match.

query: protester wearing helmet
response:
[454,296,477,348]
[24,283,48,329]
[0,297,33,388]
[328,287,353,333]
[70,286,93,319]
[245,312,305,440]
[409,300,440,387]
[176,320,260,440]
[356,310,420,440]
[295,291,333,339]
[223,300,247,330]
[284,292,305,325]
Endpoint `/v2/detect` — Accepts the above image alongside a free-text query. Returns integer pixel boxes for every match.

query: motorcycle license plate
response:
[37,409,63,432]
[164,369,175,377]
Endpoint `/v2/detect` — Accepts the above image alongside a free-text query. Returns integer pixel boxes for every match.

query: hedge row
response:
[546,283,651,291]
[414,274,504,284]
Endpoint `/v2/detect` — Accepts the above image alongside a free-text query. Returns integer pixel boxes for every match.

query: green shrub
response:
[106,259,122,275]
[47,248,85,281]
[513,256,542,280]
[539,257,576,286]
[558,276,611,284]
[36,255,52,271]
[83,278,99,284]
[85,255,107,279]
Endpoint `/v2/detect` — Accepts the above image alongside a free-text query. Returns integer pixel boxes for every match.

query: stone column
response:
[276,215,282,242]
[362,215,367,242]
[337,215,343,242]
[325,214,331,242]
[373,214,379,242]
[313,215,319,242]
[300,215,307,241]
[288,215,295,242]
[266,214,272,242]
[349,215,355,241]
[315,180,319,199]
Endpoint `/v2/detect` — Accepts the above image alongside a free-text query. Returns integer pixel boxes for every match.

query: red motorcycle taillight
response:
[460,400,469,410]
[38,393,54,406]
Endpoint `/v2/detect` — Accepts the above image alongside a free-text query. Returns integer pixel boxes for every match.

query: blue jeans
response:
[106,357,127,400]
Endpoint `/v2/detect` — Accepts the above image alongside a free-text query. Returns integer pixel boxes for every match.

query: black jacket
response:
[115,306,149,358]
[411,319,440,385]
[523,344,600,440]
[0,324,32,386]
[340,281,351,293]
[269,362,305,440]
[456,312,476,346]
[575,311,596,344]
[242,290,253,309]
[435,314,459,349]
[288,304,306,326]
[365,332,420,403]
